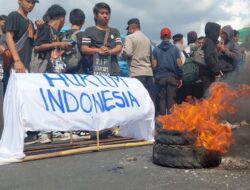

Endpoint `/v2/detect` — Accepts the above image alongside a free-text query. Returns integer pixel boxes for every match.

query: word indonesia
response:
[39,74,140,114]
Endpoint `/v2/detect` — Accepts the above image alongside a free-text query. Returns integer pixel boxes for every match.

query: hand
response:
[177,80,183,88]
[100,46,110,55]
[14,60,26,73]
[35,19,45,30]
[55,42,70,50]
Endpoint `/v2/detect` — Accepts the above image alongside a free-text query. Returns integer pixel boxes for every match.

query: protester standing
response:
[80,2,122,76]
[122,18,155,108]
[62,8,85,74]
[218,25,241,73]
[152,27,182,115]
[200,22,221,92]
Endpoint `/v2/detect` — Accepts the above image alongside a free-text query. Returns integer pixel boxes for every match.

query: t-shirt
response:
[80,26,122,75]
[34,23,61,73]
[34,23,59,59]
[5,11,34,70]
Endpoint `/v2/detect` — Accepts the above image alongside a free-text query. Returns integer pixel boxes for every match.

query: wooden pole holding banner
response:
[22,141,153,162]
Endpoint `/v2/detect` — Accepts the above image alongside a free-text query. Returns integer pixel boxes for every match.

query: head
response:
[0,15,7,34]
[160,27,171,41]
[197,36,205,47]
[93,2,111,26]
[220,25,234,42]
[187,31,197,45]
[233,29,240,43]
[18,0,39,14]
[70,9,85,27]
[47,4,66,31]
[172,33,183,45]
[126,18,140,35]
[42,11,50,23]
[205,22,221,43]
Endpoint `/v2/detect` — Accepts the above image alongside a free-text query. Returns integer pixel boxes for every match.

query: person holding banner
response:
[80,2,122,76]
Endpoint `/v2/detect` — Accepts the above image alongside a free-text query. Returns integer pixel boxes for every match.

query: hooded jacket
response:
[202,22,221,73]
[219,25,241,68]
[153,40,182,80]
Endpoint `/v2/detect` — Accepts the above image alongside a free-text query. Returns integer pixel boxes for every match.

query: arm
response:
[223,42,241,60]
[5,31,25,73]
[121,36,133,59]
[152,59,157,68]
[34,41,68,52]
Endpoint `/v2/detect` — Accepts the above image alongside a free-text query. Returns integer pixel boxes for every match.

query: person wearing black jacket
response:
[201,22,221,93]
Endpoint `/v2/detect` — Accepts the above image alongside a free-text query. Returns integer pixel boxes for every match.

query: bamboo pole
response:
[23,141,153,162]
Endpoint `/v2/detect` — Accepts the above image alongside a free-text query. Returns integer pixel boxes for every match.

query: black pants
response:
[156,76,179,115]
[133,76,156,111]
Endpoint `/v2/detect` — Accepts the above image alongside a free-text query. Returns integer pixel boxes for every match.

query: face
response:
[58,17,65,31]
[220,31,227,41]
[233,34,239,42]
[19,0,36,13]
[95,8,110,25]
[197,39,204,47]
[127,25,134,35]
[0,19,6,34]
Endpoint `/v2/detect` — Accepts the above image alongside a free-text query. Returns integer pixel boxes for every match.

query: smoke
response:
[222,51,250,122]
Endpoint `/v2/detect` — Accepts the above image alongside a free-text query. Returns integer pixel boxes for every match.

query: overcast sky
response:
[1,0,249,43]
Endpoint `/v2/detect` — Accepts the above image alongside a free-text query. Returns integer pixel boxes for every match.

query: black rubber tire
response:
[155,129,196,145]
[152,143,222,169]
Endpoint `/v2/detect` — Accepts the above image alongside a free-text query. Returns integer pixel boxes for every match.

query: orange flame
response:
[158,82,250,154]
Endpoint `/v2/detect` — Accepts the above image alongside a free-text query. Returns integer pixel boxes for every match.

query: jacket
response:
[153,40,182,80]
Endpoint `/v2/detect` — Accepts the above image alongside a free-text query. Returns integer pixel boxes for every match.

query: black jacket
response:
[202,22,221,73]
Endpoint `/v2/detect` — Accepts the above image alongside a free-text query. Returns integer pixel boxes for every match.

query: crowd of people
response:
[0,0,246,144]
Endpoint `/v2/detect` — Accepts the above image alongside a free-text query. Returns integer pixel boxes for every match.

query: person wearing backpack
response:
[33,4,69,74]
[62,9,85,74]
[32,4,69,144]
[153,27,182,115]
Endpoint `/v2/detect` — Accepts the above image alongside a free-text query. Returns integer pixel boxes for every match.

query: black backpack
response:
[62,30,82,72]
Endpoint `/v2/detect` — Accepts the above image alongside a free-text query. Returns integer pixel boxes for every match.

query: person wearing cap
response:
[153,27,182,115]
[122,18,155,107]
[80,2,122,76]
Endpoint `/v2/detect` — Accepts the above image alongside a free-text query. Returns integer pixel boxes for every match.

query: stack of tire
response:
[152,124,222,169]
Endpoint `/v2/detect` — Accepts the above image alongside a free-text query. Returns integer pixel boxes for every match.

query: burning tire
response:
[152,143,222,169]
[155,129,196,145]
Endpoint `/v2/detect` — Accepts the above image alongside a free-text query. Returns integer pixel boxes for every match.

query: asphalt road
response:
[0,126,249,190]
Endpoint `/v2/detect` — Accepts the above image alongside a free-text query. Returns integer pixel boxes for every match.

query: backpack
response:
[62,30,82,72]
[192,48,206,66]
[180,51,200,84]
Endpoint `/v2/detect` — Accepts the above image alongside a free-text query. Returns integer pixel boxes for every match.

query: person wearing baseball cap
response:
[126,18,140,31]
[153,27,183,116]
[160,27,171,40]
[122,18,156,109]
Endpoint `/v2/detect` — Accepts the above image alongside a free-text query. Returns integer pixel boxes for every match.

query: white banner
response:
[0,73,155,164]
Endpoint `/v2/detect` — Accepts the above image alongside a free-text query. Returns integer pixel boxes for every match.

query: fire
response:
[158,82,250,154]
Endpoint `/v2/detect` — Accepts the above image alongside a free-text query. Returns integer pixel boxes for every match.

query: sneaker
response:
[74,131,91,140]
[52,132,71,141]
[39,134,52,144]
[24,135,38,145]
